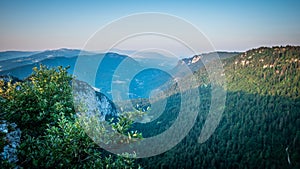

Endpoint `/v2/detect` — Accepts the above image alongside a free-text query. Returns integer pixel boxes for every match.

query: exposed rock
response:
[191,55,201,63]
[0,120,21,164]
[72,80,118,121]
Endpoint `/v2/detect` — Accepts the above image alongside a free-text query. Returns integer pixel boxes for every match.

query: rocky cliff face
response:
[72,80,118,121]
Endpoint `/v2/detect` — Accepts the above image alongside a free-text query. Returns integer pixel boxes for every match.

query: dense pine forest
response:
[138,46,300,168]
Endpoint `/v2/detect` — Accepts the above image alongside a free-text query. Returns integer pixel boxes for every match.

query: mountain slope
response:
[0,49,88,72]
[139,46,300,169]
[223,46,300,98]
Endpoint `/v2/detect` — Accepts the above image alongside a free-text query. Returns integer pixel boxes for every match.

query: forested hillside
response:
[224,46,300,98]
[139,46,300,168]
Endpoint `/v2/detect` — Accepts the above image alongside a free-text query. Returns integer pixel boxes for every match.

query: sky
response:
[0,0,299,55]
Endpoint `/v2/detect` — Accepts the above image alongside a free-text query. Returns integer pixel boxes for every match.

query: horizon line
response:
[0,44,299,55]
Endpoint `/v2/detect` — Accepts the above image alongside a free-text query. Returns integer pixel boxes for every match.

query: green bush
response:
[18,113,137,168]
[0,65,73,135]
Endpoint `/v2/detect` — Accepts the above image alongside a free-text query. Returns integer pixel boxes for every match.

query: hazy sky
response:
[0,0,299,54]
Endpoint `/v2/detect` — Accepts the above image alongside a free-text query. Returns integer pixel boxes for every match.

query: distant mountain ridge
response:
[0,48,242,101]
[0,51,141,99]
[0,48,94,72]
[0,49,174,100]
[0,51,38,62]
[0,49,240,72]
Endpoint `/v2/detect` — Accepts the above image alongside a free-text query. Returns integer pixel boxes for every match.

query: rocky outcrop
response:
[0,120,21,164]
[72,80,118,121]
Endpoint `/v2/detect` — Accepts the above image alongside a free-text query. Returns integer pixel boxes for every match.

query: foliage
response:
[0,65,73,135]
[111,112,143,140]
[18,112,137,168]
[0,65,141,168]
